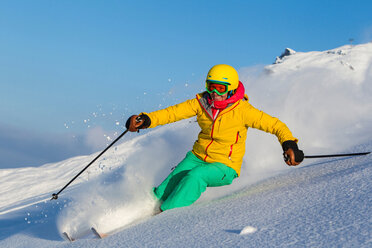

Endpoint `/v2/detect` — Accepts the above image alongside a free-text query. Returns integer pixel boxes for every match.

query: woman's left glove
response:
[125,114,151,132]
[282,140,304,166]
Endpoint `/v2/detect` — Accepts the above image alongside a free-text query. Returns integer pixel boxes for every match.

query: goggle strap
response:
[206,88,228,96]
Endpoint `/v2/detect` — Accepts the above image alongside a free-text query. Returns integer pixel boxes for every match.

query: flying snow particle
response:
[239,226,257,235]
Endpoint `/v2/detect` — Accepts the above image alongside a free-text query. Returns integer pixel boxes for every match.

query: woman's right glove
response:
[125,114,151,132]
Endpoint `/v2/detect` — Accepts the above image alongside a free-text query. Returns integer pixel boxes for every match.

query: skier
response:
[126,64,304,212]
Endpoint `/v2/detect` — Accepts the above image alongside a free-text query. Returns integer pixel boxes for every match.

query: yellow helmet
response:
[205,64,239,92]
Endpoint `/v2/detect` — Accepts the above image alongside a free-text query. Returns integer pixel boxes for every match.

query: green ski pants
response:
[153,151,238,211]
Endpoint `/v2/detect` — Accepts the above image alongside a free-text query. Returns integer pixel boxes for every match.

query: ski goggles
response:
[206,81,230,96]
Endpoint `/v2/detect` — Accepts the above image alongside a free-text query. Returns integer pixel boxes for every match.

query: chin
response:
[211,95,225,101]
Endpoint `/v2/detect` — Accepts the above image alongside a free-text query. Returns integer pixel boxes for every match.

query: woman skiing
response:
[126,64,304,211]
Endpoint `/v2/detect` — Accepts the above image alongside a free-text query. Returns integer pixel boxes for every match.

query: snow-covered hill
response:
[1,42,371,247]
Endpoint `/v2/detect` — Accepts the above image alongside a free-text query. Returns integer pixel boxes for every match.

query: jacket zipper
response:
[229,131,240,160]
[204,119,216,161]
[203,104,241,162]
[197,95,241,162]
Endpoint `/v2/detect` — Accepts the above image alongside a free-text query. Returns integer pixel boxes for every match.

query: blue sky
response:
[1,0,372,168]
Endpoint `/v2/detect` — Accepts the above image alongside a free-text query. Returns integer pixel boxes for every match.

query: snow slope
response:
[1,42,372,247]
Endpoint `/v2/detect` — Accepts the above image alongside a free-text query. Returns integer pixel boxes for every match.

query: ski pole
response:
[51,129,129,200]
[284,151,370,163]
[304,151,370,159]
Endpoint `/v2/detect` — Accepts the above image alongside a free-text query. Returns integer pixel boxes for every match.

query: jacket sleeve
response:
[244,103,298,144]
[141,98,200,128]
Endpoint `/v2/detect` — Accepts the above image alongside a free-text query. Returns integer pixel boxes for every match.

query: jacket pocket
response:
[228,131,240,160]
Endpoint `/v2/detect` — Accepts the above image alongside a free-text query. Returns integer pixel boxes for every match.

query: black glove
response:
[282,140,304,163]
[125,114,151,132]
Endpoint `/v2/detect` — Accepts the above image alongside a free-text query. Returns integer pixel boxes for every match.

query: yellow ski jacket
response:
[143,92,297,176]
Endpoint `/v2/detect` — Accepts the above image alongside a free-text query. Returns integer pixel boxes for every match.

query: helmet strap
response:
[227,90,235,99]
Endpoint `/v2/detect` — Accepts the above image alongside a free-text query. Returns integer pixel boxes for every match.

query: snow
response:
[274,48,297,64]
[1,43,372,247]
[265,43,372,85]
[239,226,258,235]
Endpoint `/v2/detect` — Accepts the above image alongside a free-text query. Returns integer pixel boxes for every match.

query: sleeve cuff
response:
[282,140,299,151]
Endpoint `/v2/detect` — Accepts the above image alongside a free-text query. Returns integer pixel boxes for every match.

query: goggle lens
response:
[206,82,229,95]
